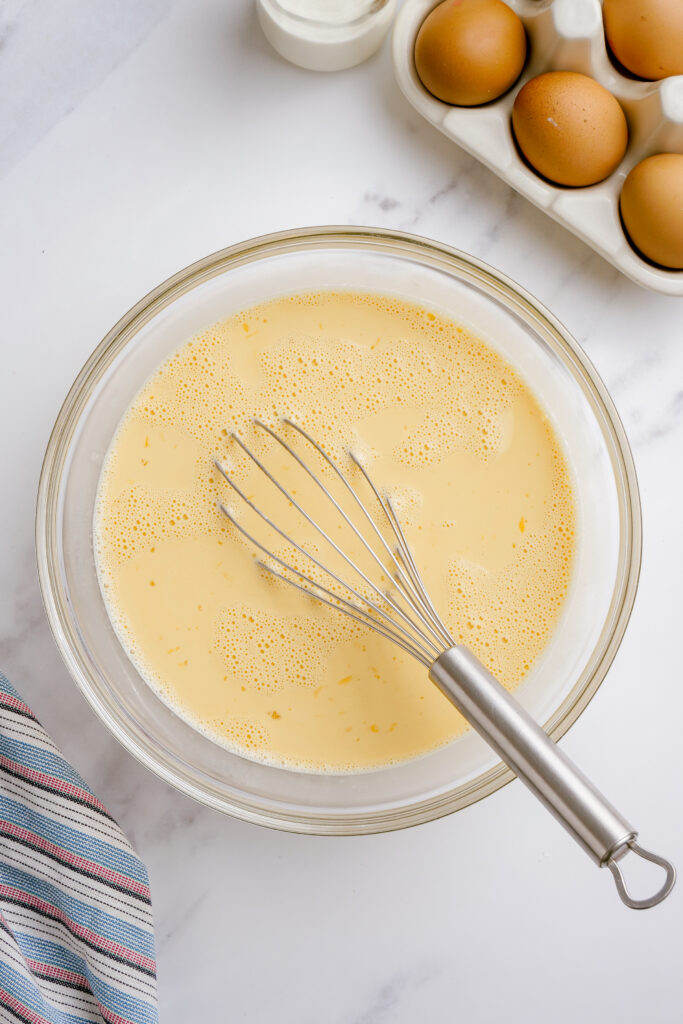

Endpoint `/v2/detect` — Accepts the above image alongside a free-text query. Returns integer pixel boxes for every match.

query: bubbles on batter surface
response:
[94,289,577,771]
[446,450,575,687]
[214,587,364,692]
[388,485,424,530]
[216,607,318,693]
[95,471,232,576]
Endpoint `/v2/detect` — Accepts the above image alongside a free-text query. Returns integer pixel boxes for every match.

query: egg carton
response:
[392,0,683,295]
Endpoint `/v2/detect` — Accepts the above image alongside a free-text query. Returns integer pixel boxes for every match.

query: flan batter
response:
[95,291,575,771]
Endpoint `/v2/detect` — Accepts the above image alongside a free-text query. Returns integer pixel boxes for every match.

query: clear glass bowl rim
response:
[35,226,642,834]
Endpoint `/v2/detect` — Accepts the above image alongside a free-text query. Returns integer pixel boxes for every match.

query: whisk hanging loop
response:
[215,417,675,910]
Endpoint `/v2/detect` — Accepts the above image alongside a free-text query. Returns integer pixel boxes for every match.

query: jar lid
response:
[256,0,397,72]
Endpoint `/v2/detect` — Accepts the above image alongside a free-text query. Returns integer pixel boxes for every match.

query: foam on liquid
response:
[94,291,575,772]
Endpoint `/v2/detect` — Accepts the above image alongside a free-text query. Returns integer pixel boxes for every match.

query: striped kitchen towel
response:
[0,673,157,1024]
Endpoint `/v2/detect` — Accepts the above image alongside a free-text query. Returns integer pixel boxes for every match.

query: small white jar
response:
[256,0,397,72]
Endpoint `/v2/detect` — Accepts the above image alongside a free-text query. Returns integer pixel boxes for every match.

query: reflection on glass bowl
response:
[36,227,640,834]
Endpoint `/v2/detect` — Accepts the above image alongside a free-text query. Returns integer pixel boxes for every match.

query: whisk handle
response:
[429,646,675,908]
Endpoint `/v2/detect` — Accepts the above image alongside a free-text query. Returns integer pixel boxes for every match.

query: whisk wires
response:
[215,419,454,668]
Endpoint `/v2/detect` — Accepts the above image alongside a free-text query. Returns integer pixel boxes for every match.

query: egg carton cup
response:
[393,0,683,295]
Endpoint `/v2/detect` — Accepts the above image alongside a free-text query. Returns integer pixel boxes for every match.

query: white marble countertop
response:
[1,1,682,1020]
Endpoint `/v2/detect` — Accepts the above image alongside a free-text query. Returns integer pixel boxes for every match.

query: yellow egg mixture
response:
[95,291,575,771]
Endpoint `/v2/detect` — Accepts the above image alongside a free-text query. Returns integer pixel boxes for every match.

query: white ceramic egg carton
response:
[393,0,683,295]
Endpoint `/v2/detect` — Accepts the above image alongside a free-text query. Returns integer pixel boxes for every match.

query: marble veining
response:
[1,1,682,1021]
[348,961,444,1024]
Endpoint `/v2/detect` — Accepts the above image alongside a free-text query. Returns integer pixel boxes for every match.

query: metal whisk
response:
[216,418,675,910]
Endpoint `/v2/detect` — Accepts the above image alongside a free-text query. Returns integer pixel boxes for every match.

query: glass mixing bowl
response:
[36,227,641,834]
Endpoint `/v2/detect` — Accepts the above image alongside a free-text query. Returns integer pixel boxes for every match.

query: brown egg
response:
[603,0,683,81]
[620,154,683,269]
[511,72,628,187]
[414,0,527,107]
